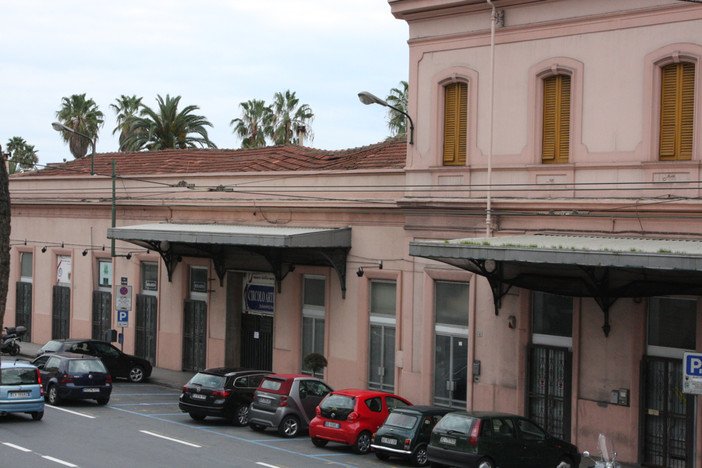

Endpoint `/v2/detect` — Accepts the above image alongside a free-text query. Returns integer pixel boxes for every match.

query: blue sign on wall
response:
[244,283,274,314]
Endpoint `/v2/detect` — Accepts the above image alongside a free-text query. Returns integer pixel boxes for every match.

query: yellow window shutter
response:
[680,62,695,159]
[443,82,468,165]
[557,75,571,163]
[542,75,570,164]
[660,62,695,160]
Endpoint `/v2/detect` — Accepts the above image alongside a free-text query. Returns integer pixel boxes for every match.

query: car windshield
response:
[384,411,419,429]
[189,373,226,388]
[1,367,38,385]
[68,359,107,374]
[436,415,473,434]
[320,394,355,410]
[40,341,63,353]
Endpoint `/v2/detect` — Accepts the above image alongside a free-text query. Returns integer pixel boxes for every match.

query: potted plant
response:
[303,352,328,377]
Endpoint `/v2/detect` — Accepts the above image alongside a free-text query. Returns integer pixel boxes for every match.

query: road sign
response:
[115,285,133,311]
[683,352,702,394]
[117,310,129,328]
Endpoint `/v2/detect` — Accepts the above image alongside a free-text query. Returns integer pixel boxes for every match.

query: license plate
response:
[9,391,30,398]
[324,421,340,429]
[440,436,457,446]
[83,388,100,393]
[380,437,397,446]
[259,397,272,405]
[191,394,206,400]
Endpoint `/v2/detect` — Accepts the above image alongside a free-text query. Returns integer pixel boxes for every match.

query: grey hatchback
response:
[248,373,332,437]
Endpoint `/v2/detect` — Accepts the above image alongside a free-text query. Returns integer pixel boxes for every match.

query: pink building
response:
[7,1,702,466]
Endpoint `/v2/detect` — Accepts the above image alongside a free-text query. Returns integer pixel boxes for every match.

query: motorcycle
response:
[583,433,621,468]
[1,325,27,356]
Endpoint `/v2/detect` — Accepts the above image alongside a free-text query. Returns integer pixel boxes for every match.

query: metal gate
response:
[52,285,70,339]
[15,281,32,338]
[641,356,694,468]
[240,314,272,371]
[182,299,207,372]
[433,334,468,408]
[527,345,572,441]
[369,324,396,392]
[91,290,112,340]
[135,294,157,366]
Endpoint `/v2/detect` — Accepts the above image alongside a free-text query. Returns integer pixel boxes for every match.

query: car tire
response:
[47,384,61,406]
[31,411,44,421]
[375,450,390,461]
[412,444,429,466]
[96,398,109,405]
[9,342,19,356]
[312,437,328,448]
[477,458,495,468]
[353,430,373,454]
[233,403,249,426]
[189,413,206,421]
[249,422,266,432]
[278,415,300,438]
[128,365,145,383]
[556,456,574,468]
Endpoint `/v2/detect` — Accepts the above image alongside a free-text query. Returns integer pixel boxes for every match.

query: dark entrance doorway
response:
[527,345,572,441]
[240,314,273,371]
[135,294,157,365]
[182,299,207,372]
[15,281,32,339]
[52,285,70,339]
[91,290,112,340]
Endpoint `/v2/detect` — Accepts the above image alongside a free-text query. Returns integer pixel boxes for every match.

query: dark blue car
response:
[32,353,112,406]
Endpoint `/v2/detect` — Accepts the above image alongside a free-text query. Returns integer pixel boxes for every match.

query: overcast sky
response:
[1,0,408,166]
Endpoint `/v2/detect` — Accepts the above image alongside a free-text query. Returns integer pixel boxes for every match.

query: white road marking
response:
[256,463,282,468]
[3,442,31,452]
[140,430,201,448]
[42,455,78,467]
[46,405,96,419]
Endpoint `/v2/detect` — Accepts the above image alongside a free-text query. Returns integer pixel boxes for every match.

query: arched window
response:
[443,81,468,165]
[659,62,695,161]
[542,74,571,164]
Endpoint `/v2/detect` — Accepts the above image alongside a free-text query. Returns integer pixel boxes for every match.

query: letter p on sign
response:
[686,354,702,376]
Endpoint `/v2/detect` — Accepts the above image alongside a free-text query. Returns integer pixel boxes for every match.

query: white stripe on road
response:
[46,405,96,419]
[256,463,282,468]
[140,430,201,448]
[3,442,32,452]
[42,455,78,467]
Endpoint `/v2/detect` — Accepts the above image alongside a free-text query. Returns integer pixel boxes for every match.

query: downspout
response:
[485,0,496,237]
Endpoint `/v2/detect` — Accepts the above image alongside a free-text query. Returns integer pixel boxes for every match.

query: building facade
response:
[6,1,702,466]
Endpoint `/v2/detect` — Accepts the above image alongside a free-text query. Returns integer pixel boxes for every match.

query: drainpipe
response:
[485,0,497,237]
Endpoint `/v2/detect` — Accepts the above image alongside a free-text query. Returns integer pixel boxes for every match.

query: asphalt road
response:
[0,380,413,468]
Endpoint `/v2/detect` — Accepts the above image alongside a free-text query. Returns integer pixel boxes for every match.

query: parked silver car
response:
[248,373,332,437]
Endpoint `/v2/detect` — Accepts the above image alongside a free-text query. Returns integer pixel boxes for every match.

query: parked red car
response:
[309,388,412,454]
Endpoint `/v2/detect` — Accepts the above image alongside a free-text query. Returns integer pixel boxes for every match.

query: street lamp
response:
[358,91,415,144]
[51,121,96,175]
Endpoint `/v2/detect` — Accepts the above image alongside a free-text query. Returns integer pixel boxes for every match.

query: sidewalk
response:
[15,340,195,390]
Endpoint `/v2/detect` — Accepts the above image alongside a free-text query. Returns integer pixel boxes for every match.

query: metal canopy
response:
[410,234,702,336]
[108,223,351,297]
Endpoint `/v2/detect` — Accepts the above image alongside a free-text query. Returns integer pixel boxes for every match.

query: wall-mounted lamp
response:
[358,91,414,144]
[356,260,383,277]
[41,246,47,253]
[82,249,88,256]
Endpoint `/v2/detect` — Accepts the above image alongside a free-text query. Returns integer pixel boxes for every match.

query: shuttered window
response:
[659,62,695,161]
[443,82,468,165]
[542,74,571,164]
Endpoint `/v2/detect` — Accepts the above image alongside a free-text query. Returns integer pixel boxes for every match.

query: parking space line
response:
[3,442,32,452]
[256,463,281,468]
[42,455,78,467]
[46,405,96,419]
[140,430,202,448]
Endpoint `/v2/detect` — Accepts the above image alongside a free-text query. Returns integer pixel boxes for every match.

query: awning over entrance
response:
[108,223,351,297]
[410,234,702,335]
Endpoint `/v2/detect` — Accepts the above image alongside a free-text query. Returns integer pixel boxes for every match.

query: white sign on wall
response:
[57,255,72,285]
[243,273,275,315]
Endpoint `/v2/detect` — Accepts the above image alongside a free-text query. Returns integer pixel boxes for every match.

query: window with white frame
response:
[301,276,326,376]
[97,259,112,290]
[20,252,32,283]
[647,297,696,358]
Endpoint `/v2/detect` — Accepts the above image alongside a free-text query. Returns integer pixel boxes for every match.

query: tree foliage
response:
[55,94,104,159]
[121,94,216,151]
[110,95,143,151]
[270,90,314,145]
[230,99,272,148]
[6,137,38,174]
[386,81,409,137]
[0,146,10,334]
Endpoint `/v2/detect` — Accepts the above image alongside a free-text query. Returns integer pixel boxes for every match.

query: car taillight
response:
[279,396,288,407]
[347,411,359,421]
[36,369,43,397]
[60,374,74,383]
[213,390,230,398]
[107,374,113,384]
[404,438,412,450]
[182,385,190,392]
[469,420,482,445]
[315,406,321,417]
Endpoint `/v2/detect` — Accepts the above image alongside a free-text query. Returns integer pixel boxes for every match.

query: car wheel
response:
[31,411,44,421]
[9,342,19,356]
[189,413,206,421]
[47,384,61,405]
[412,444,429,466]
[477,458,495,468]
[278,415,300,438]
[249,422,266,432]
[353,430,373,454]
[233,403,249,426]
[312,437,328,448]
[375,450,390,461]
[556,456,574,468]
[128,365,145,383]
[96,398,109,405]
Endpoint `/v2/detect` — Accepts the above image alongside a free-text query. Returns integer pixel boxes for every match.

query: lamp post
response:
[51,122,96,175]
[358,91,414,144]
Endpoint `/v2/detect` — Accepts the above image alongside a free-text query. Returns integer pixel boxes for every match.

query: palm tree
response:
[6,137,38,174]
[386,81,409,137]
[110,95,143,151]
[55,94,104,159]
[230,99,272,148]
[270,90,314,145]
[121,94,217,151]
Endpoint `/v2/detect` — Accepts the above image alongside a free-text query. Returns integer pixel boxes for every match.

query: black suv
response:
[36,339,152,383]
[179,368,271,426]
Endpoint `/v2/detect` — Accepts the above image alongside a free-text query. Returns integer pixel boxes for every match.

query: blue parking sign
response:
[683,352,702,394]
[117,310,129,328]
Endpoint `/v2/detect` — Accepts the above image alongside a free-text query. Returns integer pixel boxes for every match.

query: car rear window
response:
[259,378,284,392]
[320,393,355,410]
[40,341,63,353]
[68,359,107,374]
[1,367,38,385]
[189,373,226,388]
[384,411,419,429]
[435,414,474,433]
